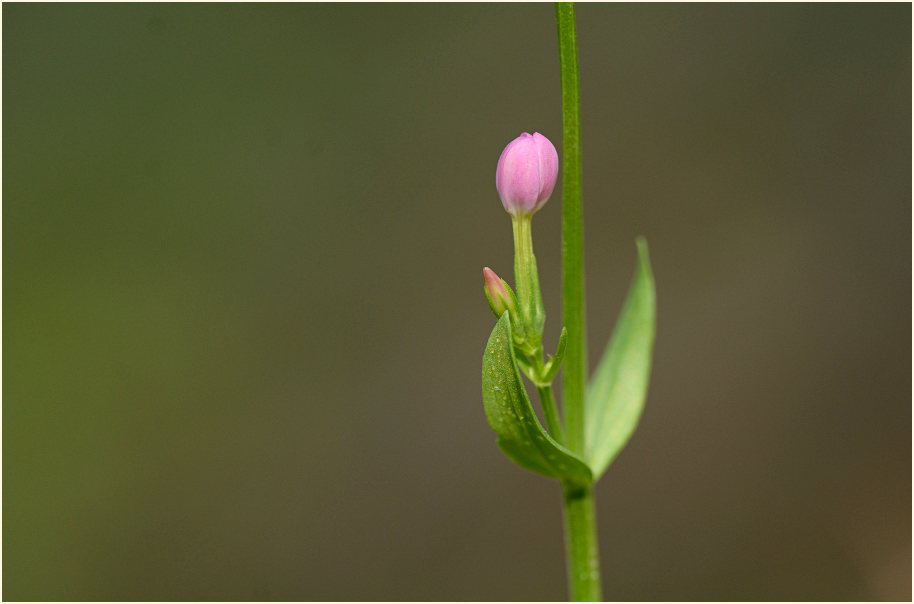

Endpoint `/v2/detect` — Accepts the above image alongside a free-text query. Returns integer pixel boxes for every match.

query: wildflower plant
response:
[479,4,656,600]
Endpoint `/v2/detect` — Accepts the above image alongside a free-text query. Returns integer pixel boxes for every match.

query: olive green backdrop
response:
[4,3,910,601]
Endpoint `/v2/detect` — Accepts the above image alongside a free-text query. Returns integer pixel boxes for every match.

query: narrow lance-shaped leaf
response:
[539,326,568,385]
[585,237,656,480]
[482,313,592,484]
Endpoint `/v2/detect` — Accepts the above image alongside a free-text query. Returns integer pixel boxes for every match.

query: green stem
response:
[555,1,586,456]
[562,483,602,601]
[557,4,602,602]
[513,215,563,444]
[512,215,545,338]
[536,384,565,444]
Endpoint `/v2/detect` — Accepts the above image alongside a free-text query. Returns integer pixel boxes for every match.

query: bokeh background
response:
[4,3,911,601]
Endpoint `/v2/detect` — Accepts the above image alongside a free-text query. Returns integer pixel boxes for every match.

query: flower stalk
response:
[511,215,545,352]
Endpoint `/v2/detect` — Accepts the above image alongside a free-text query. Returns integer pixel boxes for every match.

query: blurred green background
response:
[4,3,910,601]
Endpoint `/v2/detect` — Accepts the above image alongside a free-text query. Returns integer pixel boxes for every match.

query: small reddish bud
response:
[483,267,516,318]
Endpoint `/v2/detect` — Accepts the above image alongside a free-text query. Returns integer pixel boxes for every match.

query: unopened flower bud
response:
[495,132,559,216]
[483,267,517,318]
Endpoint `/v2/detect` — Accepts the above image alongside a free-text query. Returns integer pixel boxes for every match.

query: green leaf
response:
[482,313,593,484]
[585,237,656,480]
[540,326,568,385]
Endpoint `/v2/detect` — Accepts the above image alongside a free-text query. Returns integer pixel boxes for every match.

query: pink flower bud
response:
[483,267,516,318]
[495,132,559,216]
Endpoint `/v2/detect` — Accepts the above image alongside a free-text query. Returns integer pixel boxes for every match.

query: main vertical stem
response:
[556,3,602,601]
[555,2,586,456]
[562,483,601,601]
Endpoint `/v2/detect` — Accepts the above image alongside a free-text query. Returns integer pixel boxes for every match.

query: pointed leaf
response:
[483,313,593,484]
[585,237,656,480]
[540,326,568,384]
